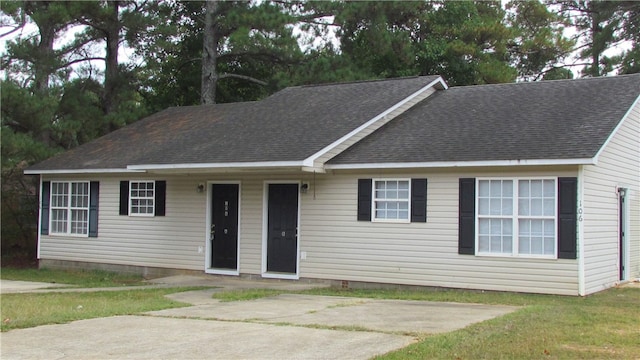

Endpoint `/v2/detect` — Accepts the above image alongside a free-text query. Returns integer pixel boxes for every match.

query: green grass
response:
[0,287,202,332]
[375,292,640,359]
[2,267,638,358]
[212,288,288,302]
[213,287,640,359]
[1,267,146,287]
[322,287,638,360]
[301,287,562,306]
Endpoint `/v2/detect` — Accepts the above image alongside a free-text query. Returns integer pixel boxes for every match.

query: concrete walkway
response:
[1,276,520,359]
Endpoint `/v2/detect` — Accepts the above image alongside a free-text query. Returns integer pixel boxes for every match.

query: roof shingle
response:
[329,74,640,165]
[27,76,440,171]
[26,74,640,172]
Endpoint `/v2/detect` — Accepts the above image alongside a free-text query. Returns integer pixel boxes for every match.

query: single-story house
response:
[26,74,640,296]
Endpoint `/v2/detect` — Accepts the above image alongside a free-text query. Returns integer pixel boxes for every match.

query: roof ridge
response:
[292,75,431,89]
[449,73,640,90]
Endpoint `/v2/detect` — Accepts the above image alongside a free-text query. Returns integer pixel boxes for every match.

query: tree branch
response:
[218,50,287,63]
[60,57,105,68]
[1,25,25,38]
[218,73,267,86]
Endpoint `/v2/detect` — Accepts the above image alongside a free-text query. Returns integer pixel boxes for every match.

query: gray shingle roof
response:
[27,74,639,173]
[27,76,440,171]
[329,74,640,165]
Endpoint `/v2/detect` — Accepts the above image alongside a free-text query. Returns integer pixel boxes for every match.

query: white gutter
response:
[127,161,306,171]
[24,168,144,175]
[325,158,596,170]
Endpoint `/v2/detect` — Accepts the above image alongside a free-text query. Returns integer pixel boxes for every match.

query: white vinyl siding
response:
[40,175,205,270]
[299,168,579,295]
[40,167,577,295]
[581,100,640,294]
[40,167,580,295]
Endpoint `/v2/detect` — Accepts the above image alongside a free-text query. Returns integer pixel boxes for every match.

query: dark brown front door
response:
[210,184,239,270]
[267,184,298,274]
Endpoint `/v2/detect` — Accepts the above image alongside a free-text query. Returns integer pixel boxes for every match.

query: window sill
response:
[47,233,89,238]
[371,219,411,224]
[476,252,557,260]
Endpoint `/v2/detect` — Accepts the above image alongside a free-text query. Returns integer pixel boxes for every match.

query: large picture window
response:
[373,179,410,222]
[477,178,556,257]
[50,181,90,235]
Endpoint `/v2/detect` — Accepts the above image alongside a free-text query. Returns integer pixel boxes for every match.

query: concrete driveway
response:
[1,276,519,359]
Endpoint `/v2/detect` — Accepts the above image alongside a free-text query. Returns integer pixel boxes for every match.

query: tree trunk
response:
[34,23,54,94]
[29,1,55,146]
[103,0,121,117]
[201,0,219,104]
[589,2,601,77]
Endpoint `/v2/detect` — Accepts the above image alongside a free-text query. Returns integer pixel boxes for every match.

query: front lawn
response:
[304,287,640,360]
[1,267,202,332]
[2,267,638,358]
[0,287,202,332]
[215,287,640,359]
[1,267,145,287]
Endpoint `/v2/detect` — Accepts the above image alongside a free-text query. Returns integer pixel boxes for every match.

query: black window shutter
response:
[558,177,577,259]
[89,181,99,237]
[411,178,428,223]
[458,178,476,255]
[119,181,129,215]
[357,179,372,221]
[155,180,166,216]
[41,181,51,235]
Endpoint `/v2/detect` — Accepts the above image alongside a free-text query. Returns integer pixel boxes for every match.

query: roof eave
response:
[325,158,596,170]
[24,168,144,175]
[126,161,324,174]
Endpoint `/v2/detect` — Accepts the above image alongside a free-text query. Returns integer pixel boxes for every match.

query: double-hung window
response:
[477,178,556,257]
[130,181,155,216]
[373,179,410,222]
[50,181,90,236]
[119,180,166,217]
[358,178,427,223]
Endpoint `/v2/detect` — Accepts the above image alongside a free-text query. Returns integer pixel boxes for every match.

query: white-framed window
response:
[477,178,556,258]
[130,181,155,216]
[373,179,410,222]
[50,181,89,236]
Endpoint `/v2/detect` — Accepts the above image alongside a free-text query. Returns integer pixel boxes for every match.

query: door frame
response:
[205,181,241,275]
[261,180,301,280]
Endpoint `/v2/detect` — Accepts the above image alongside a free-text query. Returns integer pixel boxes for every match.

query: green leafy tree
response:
[332,1,517,85]
[68,0,154,129]
[1,80,59,261]
[141,0,308,107]
[0,0,151,261]
[554,0,640,76]
[506,0,575,80]
[417,1,516,85]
